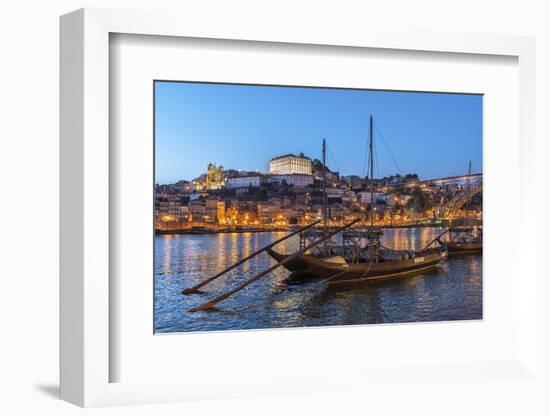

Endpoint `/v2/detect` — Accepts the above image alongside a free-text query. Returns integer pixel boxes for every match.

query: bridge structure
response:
[375,172,483,224]
[375,172,483,193]
[441,176,483,219]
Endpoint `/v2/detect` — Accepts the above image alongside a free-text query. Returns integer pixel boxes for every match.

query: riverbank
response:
[154,221,456,235]
[155,227,290,235]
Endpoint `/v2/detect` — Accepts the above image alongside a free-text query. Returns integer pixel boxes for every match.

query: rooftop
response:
[270,153,312,162]
[227,173,263,179]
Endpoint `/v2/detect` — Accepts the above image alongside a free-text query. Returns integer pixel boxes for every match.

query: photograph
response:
[154,81,483,333]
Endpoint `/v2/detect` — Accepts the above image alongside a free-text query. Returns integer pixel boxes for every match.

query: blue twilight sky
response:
[155,81,482,185]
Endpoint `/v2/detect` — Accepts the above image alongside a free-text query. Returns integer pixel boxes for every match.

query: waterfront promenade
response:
[155,217,482,235]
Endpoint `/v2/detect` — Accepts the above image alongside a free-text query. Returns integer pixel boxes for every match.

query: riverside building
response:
[225,174,263,189]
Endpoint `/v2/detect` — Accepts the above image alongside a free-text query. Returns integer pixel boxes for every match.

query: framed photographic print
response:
[153,81,483,333]
[60,8,539,408]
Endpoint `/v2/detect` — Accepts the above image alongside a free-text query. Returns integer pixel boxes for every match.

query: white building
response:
[267,173,313,187]
[225,175,262,189]
[269,153,312,175]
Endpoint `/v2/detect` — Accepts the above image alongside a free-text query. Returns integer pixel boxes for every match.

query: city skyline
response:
[155,81,482,185]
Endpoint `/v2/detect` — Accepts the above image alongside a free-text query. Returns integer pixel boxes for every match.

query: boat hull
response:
[266,248,311,272]
[302,249,447,285]
[447,241,482,255]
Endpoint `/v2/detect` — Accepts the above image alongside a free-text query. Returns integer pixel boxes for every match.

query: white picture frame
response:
[60,7,538,408]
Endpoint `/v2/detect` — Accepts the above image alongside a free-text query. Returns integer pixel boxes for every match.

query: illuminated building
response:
[269,153,312,175]
[205,199,226,223]
[206,163,224,190]
[256,202,280,224]
[189,200,206,222]
[155,196,190,221]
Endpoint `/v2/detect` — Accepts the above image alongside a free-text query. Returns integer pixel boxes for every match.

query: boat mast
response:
[322,138,328,233]
[369,115,374,228]
[367,115,380,263]
[322,138,329,255]
[466,160,472,222]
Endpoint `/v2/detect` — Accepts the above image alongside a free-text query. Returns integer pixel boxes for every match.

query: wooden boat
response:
[446,241,482,255]
[282,116,448,284]
[266,236,450,283]
[302,246,447,285]
[445,225,482,255]
[428,225,482,256]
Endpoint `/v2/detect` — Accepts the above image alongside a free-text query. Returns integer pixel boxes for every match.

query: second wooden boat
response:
[446,240,482,255]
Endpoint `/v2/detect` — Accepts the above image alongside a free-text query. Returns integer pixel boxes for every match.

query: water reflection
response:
[155,228,482,333]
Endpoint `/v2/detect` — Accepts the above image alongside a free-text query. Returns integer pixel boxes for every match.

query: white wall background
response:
[0,1,548,415]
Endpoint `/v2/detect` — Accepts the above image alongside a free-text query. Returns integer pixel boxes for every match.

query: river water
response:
[154,228,482,333]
